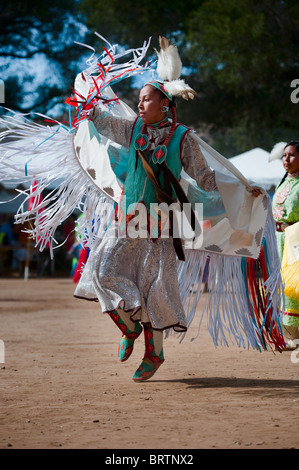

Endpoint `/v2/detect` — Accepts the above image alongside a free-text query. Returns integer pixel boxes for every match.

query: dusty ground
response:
[0,278,299,451]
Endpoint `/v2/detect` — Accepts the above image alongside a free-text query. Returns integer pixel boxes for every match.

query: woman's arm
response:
[181,132,218,192]
[90,104,135,149]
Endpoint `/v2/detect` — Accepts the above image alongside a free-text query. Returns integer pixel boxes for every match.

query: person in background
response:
[271,141,299,349]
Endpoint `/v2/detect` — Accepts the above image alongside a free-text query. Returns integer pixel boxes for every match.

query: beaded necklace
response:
[134,107,178,164]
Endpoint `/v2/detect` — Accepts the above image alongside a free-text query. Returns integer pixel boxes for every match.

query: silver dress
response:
[74,109,217,331]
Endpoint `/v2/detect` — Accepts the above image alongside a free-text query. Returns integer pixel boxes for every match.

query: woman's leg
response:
[132,323,164,382]
[108,308,142,361]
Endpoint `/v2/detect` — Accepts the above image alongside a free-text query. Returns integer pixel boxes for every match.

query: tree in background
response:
[0,0,88,115]
[185,0,299,152]
[80,0,299,153]
[1,0,298,155]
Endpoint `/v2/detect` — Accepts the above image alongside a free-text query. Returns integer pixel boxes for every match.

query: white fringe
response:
[172,201,283,350]
[0,36,153,256]
[0,111,115,257]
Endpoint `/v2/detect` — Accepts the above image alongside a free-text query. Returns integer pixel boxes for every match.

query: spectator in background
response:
[271,141,299,349]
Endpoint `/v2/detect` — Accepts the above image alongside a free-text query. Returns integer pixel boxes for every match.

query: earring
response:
[161,105,169,113]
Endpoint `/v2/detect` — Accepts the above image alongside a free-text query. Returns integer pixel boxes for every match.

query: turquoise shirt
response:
[123,117,189,213]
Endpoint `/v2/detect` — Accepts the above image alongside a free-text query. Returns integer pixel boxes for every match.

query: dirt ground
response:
[1,277,299,451]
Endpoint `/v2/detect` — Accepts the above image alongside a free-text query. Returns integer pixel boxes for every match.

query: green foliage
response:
[183,0,299,152]
[79,0,299,154]
[79,0,201,46]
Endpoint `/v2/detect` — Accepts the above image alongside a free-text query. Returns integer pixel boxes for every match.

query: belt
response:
[275,222,294,232]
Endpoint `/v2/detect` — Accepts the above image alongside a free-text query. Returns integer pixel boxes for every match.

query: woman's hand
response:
[247,186,264,197]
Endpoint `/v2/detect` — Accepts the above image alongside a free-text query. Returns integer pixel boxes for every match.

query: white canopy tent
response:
[229,147,285,191]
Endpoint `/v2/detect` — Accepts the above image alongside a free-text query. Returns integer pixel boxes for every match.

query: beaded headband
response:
[145,80,173,101]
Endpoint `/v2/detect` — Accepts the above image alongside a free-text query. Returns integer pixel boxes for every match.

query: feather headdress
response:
[149,36,197,101]
[268,142,287,162]
[155,36,182,81]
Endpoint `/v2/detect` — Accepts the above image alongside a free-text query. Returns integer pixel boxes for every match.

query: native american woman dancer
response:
[0,36,285,381]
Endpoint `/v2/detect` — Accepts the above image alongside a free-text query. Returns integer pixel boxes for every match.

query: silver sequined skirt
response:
[74,223,187,332]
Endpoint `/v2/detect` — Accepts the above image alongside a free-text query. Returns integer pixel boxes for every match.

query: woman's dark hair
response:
[151,86,176,109]
[284,140,299,151]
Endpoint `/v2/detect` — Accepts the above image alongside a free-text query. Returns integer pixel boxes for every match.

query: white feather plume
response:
[155,36,182,81]
[154,36,197,100]
[164,79,197,100]
[269,142,287,162]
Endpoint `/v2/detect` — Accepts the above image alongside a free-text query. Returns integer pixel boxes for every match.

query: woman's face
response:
[138,85,169,124]
[282,145,299,175]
